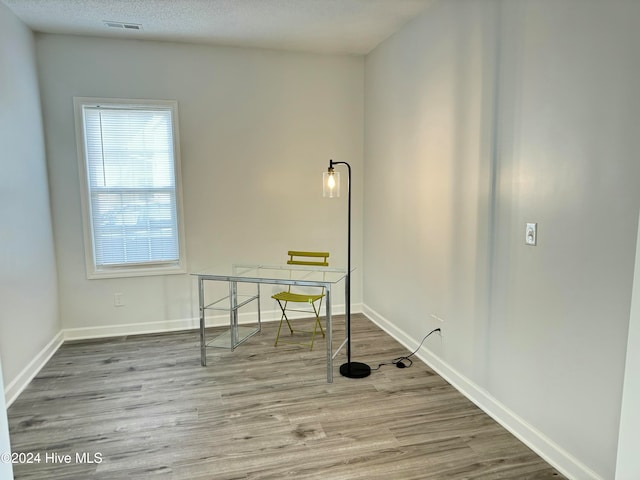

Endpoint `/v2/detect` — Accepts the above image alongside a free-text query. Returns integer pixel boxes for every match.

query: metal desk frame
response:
[194,264,349,383]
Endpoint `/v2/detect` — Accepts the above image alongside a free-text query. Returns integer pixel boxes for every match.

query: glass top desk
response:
[192,264,349,383]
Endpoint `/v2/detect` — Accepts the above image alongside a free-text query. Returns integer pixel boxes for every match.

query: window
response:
[74,98,186,278]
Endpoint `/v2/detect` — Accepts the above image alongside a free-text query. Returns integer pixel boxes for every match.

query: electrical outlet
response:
[525,222,537,246]
[114,293,124,307]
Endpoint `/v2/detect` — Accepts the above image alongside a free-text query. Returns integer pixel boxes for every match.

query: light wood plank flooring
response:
[7,314,565,479]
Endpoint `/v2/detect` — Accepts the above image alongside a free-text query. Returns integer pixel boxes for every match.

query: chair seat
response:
[272,291,324,303]
[272,251,329,351]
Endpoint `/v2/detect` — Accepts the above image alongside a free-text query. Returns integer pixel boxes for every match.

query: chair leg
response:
[309,316,316,351]
[274,300,326,351]
[274,300,294,347]
[275,315,283,346]
[280,301,294,334]
[312,304,325,337]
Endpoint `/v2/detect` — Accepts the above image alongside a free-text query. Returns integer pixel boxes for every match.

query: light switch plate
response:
[525,223,537,246]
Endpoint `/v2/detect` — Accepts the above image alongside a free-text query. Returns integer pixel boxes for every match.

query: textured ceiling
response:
[1,0,433,55]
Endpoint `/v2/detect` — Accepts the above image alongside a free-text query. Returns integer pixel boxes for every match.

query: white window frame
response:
[74,97,187,279]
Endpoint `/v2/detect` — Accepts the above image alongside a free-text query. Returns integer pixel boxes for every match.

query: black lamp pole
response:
[328,159,371,379]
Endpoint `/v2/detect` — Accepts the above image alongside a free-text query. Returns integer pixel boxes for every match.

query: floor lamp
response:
[324,159,371,379]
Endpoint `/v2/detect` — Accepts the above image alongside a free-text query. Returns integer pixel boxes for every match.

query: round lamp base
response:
[339,361,371,379]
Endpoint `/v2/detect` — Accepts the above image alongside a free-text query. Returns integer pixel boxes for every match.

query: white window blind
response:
[77,101,183,273]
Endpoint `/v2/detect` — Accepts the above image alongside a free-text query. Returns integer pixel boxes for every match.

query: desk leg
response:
[326,285,332,383]
[199,277,206,366]
[229,281,238,350]
[256,283,261,331]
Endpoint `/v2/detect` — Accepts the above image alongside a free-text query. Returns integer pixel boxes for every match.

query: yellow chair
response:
[272,251,329,350]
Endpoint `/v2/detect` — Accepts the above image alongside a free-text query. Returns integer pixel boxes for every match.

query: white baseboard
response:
[362,304,601,480]
[62,309,277,341]
[5,331,64,407]
[62,304,349,341]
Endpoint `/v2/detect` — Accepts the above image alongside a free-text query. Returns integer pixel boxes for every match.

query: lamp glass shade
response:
[323,170,340,198]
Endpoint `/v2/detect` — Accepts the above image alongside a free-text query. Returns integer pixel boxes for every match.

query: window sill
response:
[87,263,187,280]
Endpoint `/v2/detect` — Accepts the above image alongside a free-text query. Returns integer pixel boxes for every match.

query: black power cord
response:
[371,327,441,371]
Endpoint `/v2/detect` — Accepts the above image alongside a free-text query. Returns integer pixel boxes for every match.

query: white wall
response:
[364,1,640,479]
[364,0,496,378]
[36,35,364,336]
[616,210,640,479]
[0,2,60,400]
[488,2,639,478]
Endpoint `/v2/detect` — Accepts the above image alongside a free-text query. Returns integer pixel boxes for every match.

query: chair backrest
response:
[287,251,329,267]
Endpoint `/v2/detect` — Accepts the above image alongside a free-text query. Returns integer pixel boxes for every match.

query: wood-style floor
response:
[7,314,565,479]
